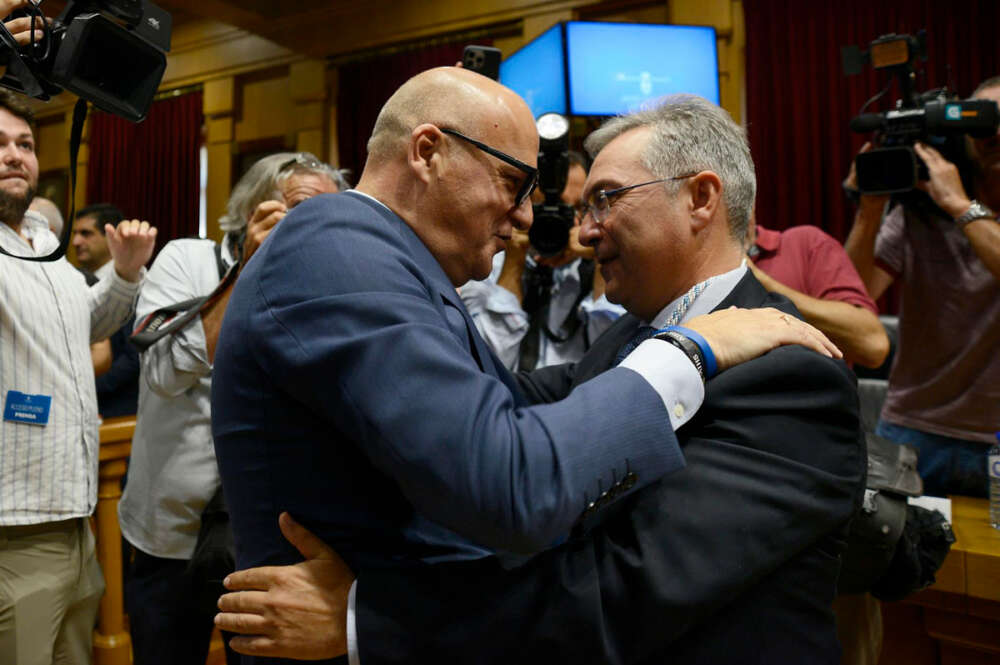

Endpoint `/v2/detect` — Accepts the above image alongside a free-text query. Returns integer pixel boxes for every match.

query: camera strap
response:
[129,243,238,352]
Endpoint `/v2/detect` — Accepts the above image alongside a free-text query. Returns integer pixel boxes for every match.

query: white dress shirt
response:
[118,235,237,559]
[0,211,140,525]
[460,252,626,370]
[95,259,115,282]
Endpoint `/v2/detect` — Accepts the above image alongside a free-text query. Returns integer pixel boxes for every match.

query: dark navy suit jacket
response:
[211,191,687,584]
[354,273,866,664]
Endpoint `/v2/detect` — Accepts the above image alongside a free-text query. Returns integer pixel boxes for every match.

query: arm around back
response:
[212,194,684,558]
[355,345,865,664]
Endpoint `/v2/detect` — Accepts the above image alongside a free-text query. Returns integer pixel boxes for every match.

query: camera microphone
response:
[849,113,885,133]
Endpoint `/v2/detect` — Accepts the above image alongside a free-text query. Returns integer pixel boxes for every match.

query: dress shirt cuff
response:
[106,266,145,300]
[347,579,360,665]
[619,338,704,429]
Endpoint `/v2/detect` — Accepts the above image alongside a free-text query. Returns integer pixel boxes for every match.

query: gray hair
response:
[583,94,756,244]
[218,152,350,232]
[28,196,64,236]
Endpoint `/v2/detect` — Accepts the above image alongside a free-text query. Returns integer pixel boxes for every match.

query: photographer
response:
[462,151,624,369]
[845,77,1000,497]
[0,87,155,663]
[117,152,346,665]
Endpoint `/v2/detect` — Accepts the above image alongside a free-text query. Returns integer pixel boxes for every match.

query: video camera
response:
[843,32,998,195]
[0,0,171,122]
[529,112,576,256]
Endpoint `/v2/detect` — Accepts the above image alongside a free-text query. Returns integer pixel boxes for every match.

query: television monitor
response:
[500,23,567,118]
[566,22,720,116]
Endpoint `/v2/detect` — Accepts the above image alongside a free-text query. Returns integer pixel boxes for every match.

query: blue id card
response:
[3,391,52,426]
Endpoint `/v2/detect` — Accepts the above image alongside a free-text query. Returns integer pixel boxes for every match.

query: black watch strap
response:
[654,330,707,383]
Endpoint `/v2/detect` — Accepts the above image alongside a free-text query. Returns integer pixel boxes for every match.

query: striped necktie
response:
[614,277,714,365]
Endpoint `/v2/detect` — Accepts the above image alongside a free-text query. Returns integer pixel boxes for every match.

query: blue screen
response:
[566,22,719,116]
[500,24,566,118]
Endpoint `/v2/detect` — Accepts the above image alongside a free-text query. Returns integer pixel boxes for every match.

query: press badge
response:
[3,391,52,426]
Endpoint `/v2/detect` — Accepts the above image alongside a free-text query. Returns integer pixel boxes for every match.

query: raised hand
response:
[914,142,972,218]
[241,199,287,266]
[106,219,155,282]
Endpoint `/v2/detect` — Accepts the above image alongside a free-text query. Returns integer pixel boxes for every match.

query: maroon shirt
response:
[754,224,878,313]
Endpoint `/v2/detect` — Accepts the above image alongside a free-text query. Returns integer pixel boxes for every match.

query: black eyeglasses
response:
[583,174,698,224]
[439,128,538,208]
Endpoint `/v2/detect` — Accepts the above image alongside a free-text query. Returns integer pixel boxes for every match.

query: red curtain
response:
[86,91,203,259]
[337,41,491,179]
[745,0,1000,243]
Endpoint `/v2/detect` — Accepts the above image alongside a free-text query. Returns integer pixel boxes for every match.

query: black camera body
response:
[529,113,575,256]
[0,0,171,122]
[843,32,999,195]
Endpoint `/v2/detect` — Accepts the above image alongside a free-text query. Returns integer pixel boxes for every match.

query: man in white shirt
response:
[0,89,156,664]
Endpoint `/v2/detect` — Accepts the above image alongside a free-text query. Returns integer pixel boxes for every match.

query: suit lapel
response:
[568,272,787,390]
[712,271,769,311]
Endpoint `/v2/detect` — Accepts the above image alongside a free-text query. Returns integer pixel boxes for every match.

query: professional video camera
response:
[529,112,576,256]
[843,32,998,195]
[0,0,171,122]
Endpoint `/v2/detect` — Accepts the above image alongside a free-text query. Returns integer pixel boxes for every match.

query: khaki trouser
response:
[0,518,105,665]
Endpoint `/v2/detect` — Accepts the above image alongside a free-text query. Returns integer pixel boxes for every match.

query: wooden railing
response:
[93,416,135,665]
[93,416,227,665]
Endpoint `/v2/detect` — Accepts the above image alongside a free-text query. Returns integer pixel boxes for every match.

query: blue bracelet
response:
[664,325,717,378]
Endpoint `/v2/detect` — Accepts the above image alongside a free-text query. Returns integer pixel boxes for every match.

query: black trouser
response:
[125,545,240,665]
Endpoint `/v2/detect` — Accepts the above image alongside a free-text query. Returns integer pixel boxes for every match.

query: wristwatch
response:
[953,200,996,228]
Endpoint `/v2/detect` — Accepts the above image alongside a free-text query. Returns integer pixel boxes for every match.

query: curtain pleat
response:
[86,91,203,260]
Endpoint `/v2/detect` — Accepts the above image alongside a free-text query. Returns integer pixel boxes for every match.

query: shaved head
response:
[366,67,534,165]
[355,66,538,286]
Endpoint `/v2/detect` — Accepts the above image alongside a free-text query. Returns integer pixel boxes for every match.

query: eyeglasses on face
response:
[439,128,538,208]
[582,174,698,224]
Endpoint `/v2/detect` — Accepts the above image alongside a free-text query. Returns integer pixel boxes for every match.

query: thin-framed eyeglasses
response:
[583,174,698,224]
[278,152,348,191]
[439,128,539,208]
[279,152,328,174]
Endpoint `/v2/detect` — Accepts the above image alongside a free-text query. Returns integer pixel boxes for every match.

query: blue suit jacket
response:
[211,191,684,577]
[354,273,866,664]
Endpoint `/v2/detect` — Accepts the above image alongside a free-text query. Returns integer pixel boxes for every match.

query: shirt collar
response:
[648,261,748,329]
[348,189,391,214]
[0,210,58,255]
[753,224,781,253]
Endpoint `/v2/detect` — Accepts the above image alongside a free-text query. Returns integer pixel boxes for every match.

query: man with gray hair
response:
[215,92,863,664]
[118,151,345,665]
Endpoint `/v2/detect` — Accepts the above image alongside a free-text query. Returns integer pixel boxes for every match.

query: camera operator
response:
[0,88,155,663]
[117,152,346,665]
[462,151,625,370]
[845,77,1000,497]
